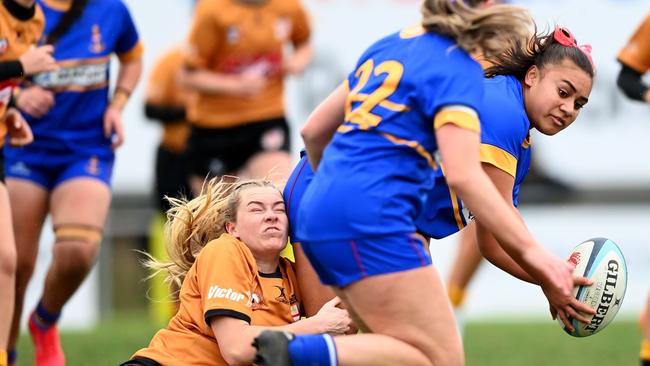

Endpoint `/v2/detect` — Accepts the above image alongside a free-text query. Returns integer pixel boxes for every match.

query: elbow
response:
[177,67,196,90]
[300,123,321,147]
[220,346,252,366]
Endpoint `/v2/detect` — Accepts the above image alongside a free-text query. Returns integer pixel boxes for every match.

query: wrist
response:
[110,86,131,111]
[10,87,22,108]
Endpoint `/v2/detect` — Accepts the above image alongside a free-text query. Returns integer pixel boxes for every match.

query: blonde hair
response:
[145,177,281,289]
[421,0,534,61]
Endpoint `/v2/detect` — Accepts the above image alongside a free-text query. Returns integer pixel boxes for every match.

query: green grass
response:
[15,313,641,365]
[465,319,640,366]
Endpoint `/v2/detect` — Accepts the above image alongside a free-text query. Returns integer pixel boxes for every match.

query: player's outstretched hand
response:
[312,296,352,336]
[544,275,596,332]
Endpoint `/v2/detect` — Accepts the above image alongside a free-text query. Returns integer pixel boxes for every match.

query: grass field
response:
[15,313,641,365]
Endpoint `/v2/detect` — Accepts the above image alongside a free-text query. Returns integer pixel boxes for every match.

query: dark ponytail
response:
[486,27,595,80]
[45,0,89,45]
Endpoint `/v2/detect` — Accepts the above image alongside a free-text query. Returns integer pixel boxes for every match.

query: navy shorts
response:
[186,117,290,178]
[301,233,432,288]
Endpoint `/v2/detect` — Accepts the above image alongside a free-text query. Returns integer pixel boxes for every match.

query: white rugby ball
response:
[559,238,627,337]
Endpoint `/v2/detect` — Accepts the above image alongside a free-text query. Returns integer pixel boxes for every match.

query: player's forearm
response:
[301,83,347,170]
[285,42,313,75]
[476,221,536,284]
[179,67,243,95]
[111,59,142,111]
[218,319,325,365]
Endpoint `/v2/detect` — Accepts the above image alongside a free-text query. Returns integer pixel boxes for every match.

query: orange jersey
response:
[184,0,311,128]
[132,233,302,365]
[146,47,191,152]
[0,2,45,146]
[618,14,650,73]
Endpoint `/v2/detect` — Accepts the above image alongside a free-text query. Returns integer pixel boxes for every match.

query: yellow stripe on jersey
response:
[399,23,426,39]
[433,106,480,134]
[438,163,466,231]
[117,41,144,63]
[448,187,466,231]
[479,144,517,178]
[522,133,531,149]
[381,132,437,169]
[337,125,354,133]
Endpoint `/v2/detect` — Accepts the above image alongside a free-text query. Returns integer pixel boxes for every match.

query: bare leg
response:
[0,184,17,350]
[447,223,482,309]
[6,179,49,351]
[293,243,337,317]
[40,178,110,312]
[333,266,464,366]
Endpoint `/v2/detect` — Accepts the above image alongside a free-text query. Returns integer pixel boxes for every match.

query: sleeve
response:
[617,63,649,102]
[114,0,143,62]
[478,106,523,179]
[197,239,256,325]
[617,15,650,73]
[184,0,224,70]
[289,0,311,47]
[0,60,24,80]
[425,54,483,134]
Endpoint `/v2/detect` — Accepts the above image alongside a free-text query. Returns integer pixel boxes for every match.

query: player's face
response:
[229,186,288,257]
[523,59,592,136]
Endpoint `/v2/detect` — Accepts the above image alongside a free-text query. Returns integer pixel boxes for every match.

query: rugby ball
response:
[559,238,627,337]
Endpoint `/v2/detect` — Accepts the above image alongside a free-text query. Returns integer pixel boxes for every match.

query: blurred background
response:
[16,0,649,364]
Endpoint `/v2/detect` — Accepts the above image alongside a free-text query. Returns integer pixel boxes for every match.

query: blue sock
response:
[8,349,16,365]
[288,334,338,366]
[32,301,61,330]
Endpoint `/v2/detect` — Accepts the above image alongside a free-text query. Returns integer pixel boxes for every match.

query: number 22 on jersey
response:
[339,59,409,132]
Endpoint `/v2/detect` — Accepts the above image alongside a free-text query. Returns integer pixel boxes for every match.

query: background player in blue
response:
[254,1,581,365]
[3,0,143,365]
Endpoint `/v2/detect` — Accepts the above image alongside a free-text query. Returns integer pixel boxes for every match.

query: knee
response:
[53,240,100,274]
[0,243,17,278]
[53,225,102,273]
[16,249,37,284]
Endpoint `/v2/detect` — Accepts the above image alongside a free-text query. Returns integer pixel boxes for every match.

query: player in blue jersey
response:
[285,24,598,324]
[254,1,589,365]
[3,0,143,365]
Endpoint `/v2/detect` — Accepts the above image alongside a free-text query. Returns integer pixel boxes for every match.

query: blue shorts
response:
[4,148,114,190]
[283,153,313,243]
[300,233,432,288]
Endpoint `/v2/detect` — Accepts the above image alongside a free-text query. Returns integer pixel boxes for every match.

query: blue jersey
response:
[417,75,532,239]
[296,26,484,241]
[16,0,141,157]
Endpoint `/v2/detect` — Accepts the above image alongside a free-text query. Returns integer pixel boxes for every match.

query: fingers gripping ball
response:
[560,238,628,337]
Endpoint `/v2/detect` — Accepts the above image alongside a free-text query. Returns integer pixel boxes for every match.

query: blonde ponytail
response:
[144,177,279,289]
